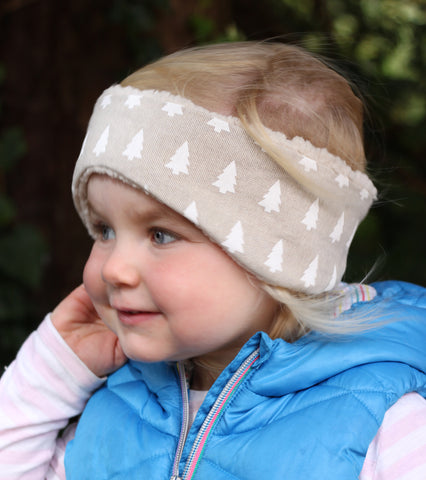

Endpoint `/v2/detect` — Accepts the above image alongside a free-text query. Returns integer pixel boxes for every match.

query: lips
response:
[115,308,160,326]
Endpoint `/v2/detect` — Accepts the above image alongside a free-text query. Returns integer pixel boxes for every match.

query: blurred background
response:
[1,0,425,366]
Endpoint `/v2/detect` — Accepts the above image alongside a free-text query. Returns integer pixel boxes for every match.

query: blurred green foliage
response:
[0,66,47,360]
[108,0,169,67]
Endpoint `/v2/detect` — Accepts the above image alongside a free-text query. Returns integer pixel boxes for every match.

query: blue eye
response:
[101,224,115,241]
[152,229,177,245]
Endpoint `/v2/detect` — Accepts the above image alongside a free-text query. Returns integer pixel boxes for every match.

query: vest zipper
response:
[170,361,190,480]
[182,349,260,480]
[170,349,260,480]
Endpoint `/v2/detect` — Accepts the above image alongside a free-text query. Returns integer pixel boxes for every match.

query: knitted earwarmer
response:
[72,86,377,294]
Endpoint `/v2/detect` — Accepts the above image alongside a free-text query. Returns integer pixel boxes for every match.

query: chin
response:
[121,344,167,364]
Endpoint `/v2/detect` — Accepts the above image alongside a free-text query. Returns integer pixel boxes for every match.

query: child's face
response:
[83,175,278,367]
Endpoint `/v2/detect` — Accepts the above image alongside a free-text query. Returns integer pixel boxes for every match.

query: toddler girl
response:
[1,41,425,479]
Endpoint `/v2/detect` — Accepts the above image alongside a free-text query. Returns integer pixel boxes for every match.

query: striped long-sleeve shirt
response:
[0,315,425,479]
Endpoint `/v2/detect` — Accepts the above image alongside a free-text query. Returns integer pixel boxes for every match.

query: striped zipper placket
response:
[170,361,190,480]
[182,348,260,480]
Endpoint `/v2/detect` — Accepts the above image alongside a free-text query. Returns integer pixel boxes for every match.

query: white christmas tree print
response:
[324,265,337,291]
[360,188,369,200]
[165,141,190,175]
[265,239,283,272]
[93,125,109,156]
[162,102,183,117]
[212,161,237,193]
[335,174,349,188]
[346,225,357,248]
[329,212,345,243]
[221,221,244,253]
[183,201,199,224]
[207,117,230,133]
[125,95,142,109]
[301,255,319,288]
[299,156,317,172]
[258,181,281,213]
[122,129,144,161]
[301,198,319,230]
[100,95,112,109]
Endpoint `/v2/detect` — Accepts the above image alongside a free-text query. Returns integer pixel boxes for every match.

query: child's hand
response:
[51,285,127,377]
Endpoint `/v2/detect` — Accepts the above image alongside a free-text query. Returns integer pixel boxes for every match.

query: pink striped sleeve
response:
[0,315,104,479]
[360,392,426,480]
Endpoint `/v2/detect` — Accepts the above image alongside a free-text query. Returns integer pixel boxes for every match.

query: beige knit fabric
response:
[72,86,377,294]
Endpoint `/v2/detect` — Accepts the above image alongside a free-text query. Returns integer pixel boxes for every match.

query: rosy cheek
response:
[83,247,105,302]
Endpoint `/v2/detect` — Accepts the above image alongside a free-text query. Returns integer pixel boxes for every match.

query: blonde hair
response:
[121,41,371,341]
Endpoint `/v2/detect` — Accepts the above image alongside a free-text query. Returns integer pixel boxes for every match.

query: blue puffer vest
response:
[65,281,426,479]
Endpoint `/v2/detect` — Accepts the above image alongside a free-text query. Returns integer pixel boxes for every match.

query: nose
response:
[101,244,141,288]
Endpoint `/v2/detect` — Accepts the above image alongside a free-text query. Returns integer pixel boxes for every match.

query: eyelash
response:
[151,228,179,245]
[92,222,115,241]
[91,222,179,245]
